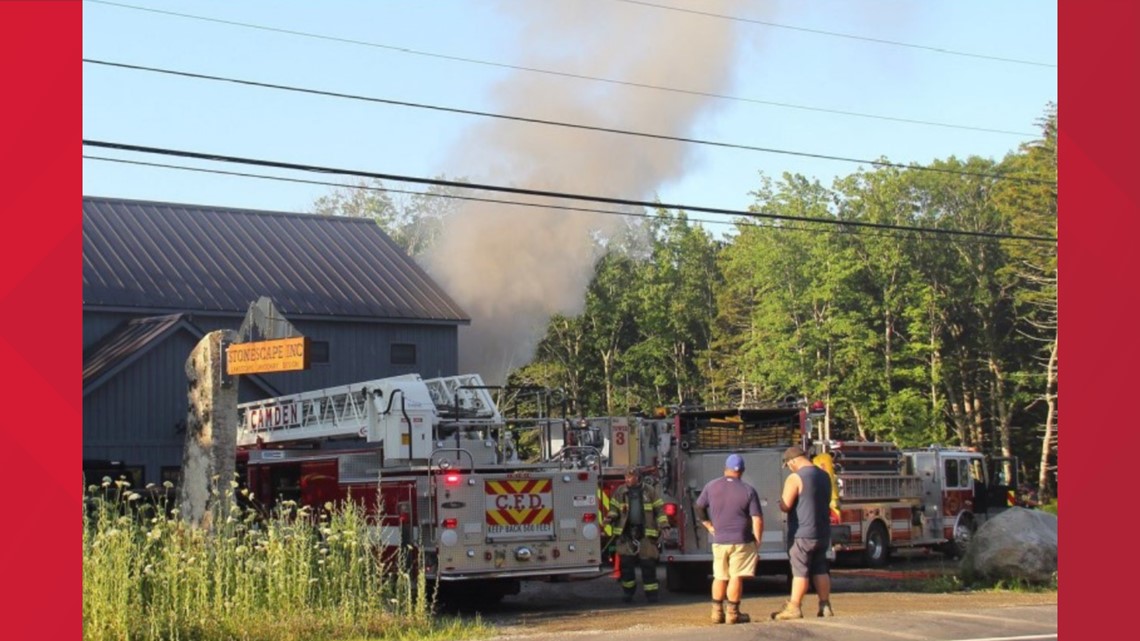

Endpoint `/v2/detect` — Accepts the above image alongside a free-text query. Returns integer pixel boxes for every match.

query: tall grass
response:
[83,479,485,641]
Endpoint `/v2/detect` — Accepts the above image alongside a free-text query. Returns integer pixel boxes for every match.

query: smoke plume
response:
[424,1,748,384]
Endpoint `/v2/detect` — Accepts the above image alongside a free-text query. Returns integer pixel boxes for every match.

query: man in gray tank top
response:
[773,446,834,620]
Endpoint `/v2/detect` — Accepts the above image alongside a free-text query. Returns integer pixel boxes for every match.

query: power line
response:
[613,0,1055,68]
[82,153,1033,246]
[81,140,1057,244]
[82,154,726,229]
[84,0,1035,137]
[84,58,1055,187]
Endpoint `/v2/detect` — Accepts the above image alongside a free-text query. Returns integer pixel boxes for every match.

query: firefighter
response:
[606,466,670,603]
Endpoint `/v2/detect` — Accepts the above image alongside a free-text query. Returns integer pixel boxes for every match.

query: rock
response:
[960,507,1057,584]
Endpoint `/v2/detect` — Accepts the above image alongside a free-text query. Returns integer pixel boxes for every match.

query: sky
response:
[82,0,1057,379]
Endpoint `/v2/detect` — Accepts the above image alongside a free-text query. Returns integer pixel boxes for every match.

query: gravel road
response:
[441,553,1058,636]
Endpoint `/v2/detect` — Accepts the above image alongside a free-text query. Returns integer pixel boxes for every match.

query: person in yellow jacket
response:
[606,467,670,603]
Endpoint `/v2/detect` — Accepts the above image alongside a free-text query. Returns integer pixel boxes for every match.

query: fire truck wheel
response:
[943,515,976,559]
[863,522,890,568]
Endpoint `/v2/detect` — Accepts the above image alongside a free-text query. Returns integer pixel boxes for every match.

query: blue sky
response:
[83,0,1057,234]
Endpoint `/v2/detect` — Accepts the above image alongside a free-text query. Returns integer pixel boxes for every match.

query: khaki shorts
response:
[711,541,758,581]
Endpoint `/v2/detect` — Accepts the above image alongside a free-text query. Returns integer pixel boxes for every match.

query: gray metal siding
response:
[189,316,458,394]
[82,331,198,486]
[84,312,138,351]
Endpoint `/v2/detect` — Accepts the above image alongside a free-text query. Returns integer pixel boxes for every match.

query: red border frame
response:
[1059,0,1138,635]
[0,1,81,638]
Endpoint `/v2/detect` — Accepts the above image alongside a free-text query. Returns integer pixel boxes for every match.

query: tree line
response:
[314,107,1057,500]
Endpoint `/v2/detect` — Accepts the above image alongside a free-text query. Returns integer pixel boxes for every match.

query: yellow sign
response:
[226,337,309,375]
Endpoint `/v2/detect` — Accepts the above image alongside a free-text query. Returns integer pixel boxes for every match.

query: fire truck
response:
[658,406,811,590]
[547,407,810,589]
[235,374,605,602]
[819,440,1019,566]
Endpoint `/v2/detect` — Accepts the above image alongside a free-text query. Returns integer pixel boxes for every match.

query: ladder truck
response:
[235,373,606,602]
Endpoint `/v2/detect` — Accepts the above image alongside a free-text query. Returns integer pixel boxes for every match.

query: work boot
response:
[771,601,803,620]
[817,600,834,617]
[711,600,725,624]
[725,600,751,624]
[646,590,659,603]
[621,591,634,604]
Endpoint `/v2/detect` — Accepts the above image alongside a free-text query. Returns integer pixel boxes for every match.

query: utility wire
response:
[84,0,1035,137]
[83,59,1055,187]
[614,0,1055,68]
[82,153,1032,246]
[81,140,1058,244]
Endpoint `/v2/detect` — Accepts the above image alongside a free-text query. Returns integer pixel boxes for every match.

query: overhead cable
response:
[613,0,1055,68]
[83,59,1055,187]
[84,0,1035,136]
[81,140,1058,244]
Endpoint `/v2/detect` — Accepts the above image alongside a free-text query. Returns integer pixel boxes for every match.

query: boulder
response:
[960,507,1057,584]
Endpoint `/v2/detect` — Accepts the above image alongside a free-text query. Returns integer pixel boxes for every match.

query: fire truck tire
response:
[863,521,890,568]
[942,515,976,559]
[666,562,711,593]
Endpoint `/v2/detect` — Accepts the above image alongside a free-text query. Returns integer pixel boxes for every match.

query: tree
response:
[992,104,1058,499]
[312,177,468,255]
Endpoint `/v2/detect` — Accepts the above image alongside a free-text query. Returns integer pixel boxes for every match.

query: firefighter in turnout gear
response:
[607,467,670,603]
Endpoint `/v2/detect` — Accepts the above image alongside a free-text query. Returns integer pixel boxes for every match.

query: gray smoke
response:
[424,1,748,384]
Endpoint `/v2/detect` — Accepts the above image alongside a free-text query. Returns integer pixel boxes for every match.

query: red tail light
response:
[442,518,458,529]
[582,512,596,523]
[664,502,678,517]
[444,473,461,486]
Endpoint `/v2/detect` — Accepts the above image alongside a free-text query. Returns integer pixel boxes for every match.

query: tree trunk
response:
[851,404,867,441]
[601,350,614,415]
[1038,338,1058,500]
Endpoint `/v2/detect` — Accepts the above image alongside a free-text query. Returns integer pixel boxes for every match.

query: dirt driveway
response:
[452,555,1058,636]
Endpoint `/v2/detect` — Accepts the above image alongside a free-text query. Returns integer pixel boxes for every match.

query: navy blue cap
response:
[725,453,745,472]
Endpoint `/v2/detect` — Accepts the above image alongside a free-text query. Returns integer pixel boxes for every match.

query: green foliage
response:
[83,479,486,641]
[913,569,1058,594]
[312,177,469,256]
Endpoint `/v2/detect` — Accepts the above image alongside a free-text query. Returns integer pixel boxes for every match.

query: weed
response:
[83,478,487,641]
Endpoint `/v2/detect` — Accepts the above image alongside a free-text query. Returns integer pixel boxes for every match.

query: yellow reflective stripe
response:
[621,580,637,589]
[651,499,664,507]
[656,515,669,525]
[644,583,659,591]
[645,528,659,537]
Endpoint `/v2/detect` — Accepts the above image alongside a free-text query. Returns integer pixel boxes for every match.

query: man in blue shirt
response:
[694,453,763,624]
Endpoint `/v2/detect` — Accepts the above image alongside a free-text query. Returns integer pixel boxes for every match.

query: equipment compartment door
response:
[484,477,555,541]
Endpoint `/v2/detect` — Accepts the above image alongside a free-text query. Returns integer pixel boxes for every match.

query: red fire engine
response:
[818,440,1020,566]
[236,374,606,602]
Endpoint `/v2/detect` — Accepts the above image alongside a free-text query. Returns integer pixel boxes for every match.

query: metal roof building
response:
[83,196,469,486]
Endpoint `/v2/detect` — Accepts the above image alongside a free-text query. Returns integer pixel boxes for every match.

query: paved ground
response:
[443,554,1058,639]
